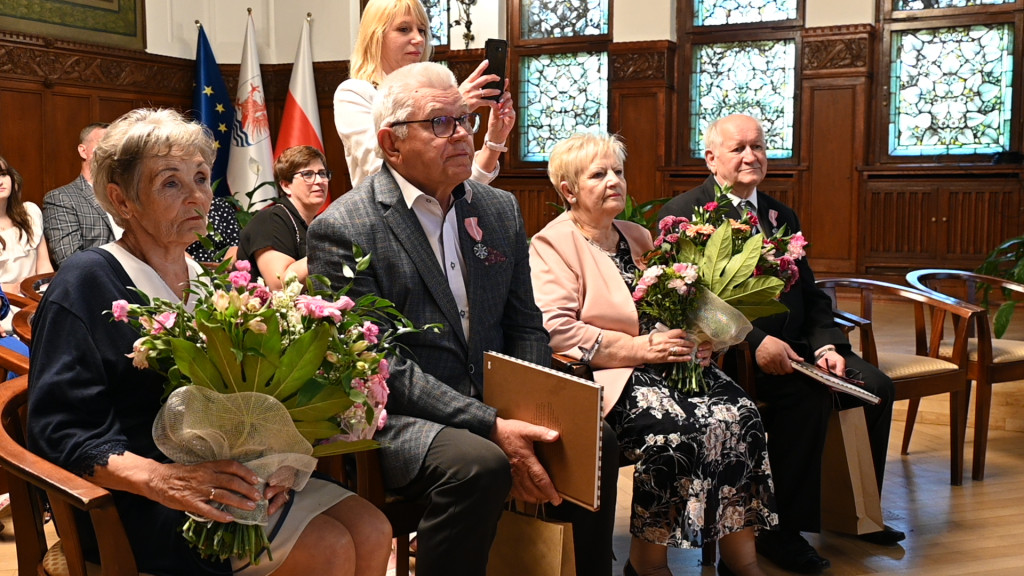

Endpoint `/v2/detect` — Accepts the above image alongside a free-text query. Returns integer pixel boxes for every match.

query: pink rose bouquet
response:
[634,184,808,394]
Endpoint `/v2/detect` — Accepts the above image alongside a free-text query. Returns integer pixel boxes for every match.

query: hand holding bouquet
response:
[633,185,808,393]
[109,252,420,564]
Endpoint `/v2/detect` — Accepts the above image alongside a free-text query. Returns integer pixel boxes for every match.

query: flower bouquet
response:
[110,252,420,565]
[633,185,808,394]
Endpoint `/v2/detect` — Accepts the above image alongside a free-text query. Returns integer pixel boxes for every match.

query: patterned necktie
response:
[738,200,760,234]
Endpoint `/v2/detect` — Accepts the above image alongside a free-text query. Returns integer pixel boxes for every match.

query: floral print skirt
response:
[607,363,777,548]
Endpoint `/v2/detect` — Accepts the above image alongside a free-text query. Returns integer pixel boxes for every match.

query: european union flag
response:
[193,25,235,196]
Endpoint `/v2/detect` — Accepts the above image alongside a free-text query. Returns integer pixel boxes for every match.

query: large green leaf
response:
[994,300,1016,338]
[294,420,342,444]
[312,439,380,458]
[715,235,762,294]
[719,276,785,306]
[286,380,355,421]
[170,339,227,393]
[197,319,244,393]
[240,313,282,392]
[264,323,332,399]
[700,225,735,292]
[731,300,789,320]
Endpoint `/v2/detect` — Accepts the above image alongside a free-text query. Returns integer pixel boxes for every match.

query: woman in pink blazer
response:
[529,133,776,576]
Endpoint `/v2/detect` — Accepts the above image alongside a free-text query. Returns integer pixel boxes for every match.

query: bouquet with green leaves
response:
[109,250,420,565]
[633,185,807,393]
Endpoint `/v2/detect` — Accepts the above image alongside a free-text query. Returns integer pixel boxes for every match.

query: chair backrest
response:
[0,375,139,576]
[815,278,983,371]
[19,272,54,304]
[907,268,1024,343]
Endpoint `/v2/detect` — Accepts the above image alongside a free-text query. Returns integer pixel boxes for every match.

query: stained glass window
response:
[895,0,1011,10]
[521,0,608,39]
[520,52,608,162]
[695,0,797,26]
[889,24,1014,155]
[690,40,796,158]
[422,0,448,46]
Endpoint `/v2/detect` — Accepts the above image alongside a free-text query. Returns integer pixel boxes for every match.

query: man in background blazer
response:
[309,62,616,576]
[44,122,121,268]
[657,114,902,574]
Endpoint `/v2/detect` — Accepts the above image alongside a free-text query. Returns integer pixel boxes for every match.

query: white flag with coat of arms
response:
[227,12,276,210]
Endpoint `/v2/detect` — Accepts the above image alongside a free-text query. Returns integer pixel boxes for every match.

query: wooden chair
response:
[19,271,54,303]
[906,269,1024,481]
[318,450,423,576]
[0,375,143,576]
[816,278,982,485]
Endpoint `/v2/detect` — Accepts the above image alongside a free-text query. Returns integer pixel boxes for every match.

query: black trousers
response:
[754,350,894,533]
[394,423,619,576]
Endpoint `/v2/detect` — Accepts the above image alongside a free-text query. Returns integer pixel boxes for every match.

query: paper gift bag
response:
[487,507,576,576]
[821,407,884,535]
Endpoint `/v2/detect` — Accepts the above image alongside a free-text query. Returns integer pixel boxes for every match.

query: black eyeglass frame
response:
[292,169,333,184]
[389,113,482,138]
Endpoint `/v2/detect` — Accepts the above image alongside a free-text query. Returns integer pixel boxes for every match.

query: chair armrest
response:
[5,292,34,309]
[551,353,593,381]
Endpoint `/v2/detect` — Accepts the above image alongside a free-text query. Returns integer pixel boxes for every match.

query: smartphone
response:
[483,38,508,102]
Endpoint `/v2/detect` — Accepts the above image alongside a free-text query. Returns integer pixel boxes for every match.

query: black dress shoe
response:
[858,524,906,546]
[756,530,831,574]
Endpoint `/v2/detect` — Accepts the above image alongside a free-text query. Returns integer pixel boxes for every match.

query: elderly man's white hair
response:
[372,62,460,157]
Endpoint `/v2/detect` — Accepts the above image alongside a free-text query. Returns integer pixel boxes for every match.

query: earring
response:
[569,197,577,203]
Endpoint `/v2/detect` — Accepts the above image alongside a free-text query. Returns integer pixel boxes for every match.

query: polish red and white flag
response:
[275,16,324,159]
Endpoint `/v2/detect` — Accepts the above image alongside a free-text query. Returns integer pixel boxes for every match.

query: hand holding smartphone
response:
[483,38,508,102]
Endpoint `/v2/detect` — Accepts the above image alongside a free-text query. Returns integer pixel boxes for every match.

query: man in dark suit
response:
[657,114,903,573]
[43,122,121,268]
[308,62,617,576]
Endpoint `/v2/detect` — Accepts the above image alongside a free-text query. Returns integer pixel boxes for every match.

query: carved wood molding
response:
[0,29,191,93]
[609,41,676,85]
[803,24,874,77]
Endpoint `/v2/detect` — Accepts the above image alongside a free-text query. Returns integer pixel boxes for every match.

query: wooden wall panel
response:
[0,87,45,202]
[943,185,1020,260]
[802,81,862,273]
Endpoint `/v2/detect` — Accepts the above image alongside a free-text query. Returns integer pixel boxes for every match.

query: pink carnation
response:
[658,215,688,234]
[295,295,352,322]
[234,260,251,272]
[787,233,808,260]
[704,201,719,211]
[111,300,130,322]
[665,233,680,243]
[362,321,380,345]
[228,270,251,288]
[632,285,648,301]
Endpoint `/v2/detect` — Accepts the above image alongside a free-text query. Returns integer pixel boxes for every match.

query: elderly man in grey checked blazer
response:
[308,62,618,576]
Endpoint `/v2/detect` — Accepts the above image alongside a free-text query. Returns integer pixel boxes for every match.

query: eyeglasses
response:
[390,113,481,138]
[293,169,332,184]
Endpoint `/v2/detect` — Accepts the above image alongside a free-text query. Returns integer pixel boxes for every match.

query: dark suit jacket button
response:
[468,364,475,374]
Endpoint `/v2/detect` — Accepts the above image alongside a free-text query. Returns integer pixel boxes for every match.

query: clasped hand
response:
[646,328,713,366]
[150,459,290,523]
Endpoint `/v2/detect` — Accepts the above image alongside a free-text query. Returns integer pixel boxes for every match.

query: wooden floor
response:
[2,298,1024,574]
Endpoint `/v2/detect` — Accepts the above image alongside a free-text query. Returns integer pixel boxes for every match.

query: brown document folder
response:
[483,352,604,511]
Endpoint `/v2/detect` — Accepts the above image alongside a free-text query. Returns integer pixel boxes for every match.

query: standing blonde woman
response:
[334,0,514,187]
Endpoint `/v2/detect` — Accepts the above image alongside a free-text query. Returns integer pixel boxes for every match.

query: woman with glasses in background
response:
[237,145,330,289]
[334,0,514,188]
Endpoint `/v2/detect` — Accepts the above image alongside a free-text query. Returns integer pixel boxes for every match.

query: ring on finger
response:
[670,346,678,356]
[209,487,216,501]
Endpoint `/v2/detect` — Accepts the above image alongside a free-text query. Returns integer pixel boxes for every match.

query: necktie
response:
[739,200,760,234]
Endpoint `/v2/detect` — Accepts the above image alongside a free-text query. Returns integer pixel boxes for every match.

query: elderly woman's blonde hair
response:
[92,108,216,228]
[351,0,433,86]
[547,132,627,208]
